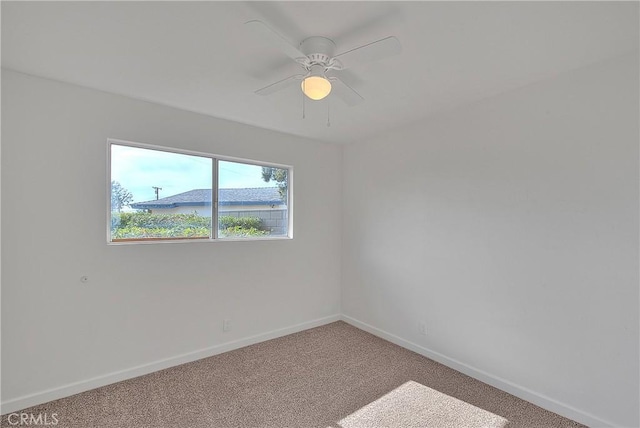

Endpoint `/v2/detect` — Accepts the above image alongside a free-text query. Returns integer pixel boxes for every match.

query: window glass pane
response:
[218,160,289,238]
[110,144,212,241]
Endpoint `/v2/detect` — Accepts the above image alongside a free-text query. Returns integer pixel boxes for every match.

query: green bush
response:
[218,216,263,230]
[219,225,268,238]
[112,225,210,239]
[116,212,210,229]
[111,212,268,239]
[218,216,268,238]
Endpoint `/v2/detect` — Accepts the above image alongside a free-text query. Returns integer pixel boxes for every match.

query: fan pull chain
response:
[326,99,331,127]
[302,80,306,119]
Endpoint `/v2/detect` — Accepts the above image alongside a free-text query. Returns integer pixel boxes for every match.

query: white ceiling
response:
[2,1,638,144]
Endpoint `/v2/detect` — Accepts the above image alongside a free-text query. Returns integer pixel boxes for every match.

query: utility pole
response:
[152,186,162,200]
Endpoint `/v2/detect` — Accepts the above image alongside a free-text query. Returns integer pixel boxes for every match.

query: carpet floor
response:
[1,321,584,427]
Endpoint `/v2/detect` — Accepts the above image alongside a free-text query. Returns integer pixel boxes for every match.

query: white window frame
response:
[107,138,293,244]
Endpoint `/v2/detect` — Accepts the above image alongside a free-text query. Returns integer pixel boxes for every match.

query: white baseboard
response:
[340,314,614,428]
[1,314,341,415]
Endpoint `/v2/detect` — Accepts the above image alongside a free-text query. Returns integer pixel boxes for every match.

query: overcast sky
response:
[111,144,275,203]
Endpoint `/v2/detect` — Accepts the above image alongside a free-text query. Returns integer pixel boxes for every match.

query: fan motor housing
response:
[299,36,336,60]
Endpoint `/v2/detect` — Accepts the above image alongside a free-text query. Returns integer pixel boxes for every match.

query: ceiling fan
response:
[246,20,402,106]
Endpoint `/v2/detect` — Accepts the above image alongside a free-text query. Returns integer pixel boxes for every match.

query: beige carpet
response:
[1,321,584,428]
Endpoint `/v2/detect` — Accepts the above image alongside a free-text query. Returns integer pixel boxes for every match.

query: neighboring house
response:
[130,187,286,217]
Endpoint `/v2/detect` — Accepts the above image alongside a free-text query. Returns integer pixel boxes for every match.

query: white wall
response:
[342,54,639,427]
[148,206,213,216]
[1,70,342,410]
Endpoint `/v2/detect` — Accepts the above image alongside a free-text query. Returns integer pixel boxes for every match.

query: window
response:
[218,160,289,238]
[109,140,291,243]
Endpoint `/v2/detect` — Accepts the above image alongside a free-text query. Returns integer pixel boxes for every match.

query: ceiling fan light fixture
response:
[301,76,332,100]
[301,65,331,100]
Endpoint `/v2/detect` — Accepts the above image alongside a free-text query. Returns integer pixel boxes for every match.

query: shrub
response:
[116,212,210,229]
[219,225,268,238]
[218,215,268,238]
[111,212,267,239]
[218,216,262,230]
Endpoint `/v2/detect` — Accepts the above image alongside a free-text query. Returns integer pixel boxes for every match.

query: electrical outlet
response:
[223,319,231,332]
[419,322,427,336]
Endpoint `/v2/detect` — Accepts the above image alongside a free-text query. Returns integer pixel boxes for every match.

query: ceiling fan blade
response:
[333,36,402,70]
[245,20,306,61]
[330,77,364,106]
[255,74,304,96]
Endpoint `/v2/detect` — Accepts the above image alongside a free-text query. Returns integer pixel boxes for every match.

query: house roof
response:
[130,188,283,209]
